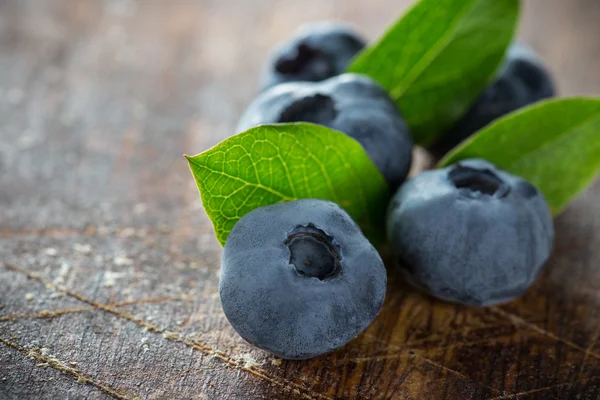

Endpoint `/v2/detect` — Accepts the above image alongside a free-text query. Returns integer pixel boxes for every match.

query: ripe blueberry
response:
[237,73,413,191]
[220,199,387,359]
[431,43,556,156]
[386,159,554,307]
[261,21,366,90]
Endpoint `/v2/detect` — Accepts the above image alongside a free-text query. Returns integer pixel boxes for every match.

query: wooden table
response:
[1,1,600,399]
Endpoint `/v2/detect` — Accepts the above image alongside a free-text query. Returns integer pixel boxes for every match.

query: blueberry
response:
[386,159,554,307]
[238,73,413,191]
[431,42,556,156]
[261,21,366,90]
[220,199,387,359]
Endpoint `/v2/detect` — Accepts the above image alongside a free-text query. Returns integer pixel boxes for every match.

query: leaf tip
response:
[184,153,203,168]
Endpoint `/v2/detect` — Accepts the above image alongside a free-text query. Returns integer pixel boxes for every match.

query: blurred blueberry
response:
[431,42,556,157]
[261,21,366,90]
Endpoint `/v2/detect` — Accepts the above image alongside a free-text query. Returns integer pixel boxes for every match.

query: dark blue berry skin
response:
[261,21,366,91]
[238,73,413,192]
[220,199,387,360]
[386,159,554,307]
[431,43,556,157]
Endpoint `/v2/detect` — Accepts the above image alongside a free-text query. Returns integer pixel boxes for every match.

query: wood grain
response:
[1,0,600,399]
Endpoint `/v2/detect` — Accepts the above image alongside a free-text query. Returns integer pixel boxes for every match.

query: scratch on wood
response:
[333,353,407,367]
[417,354,501,395]
[362,320,512,350]
[486,374,600,399]
[182,338,330,400]
[113,296,179,307]
[0,296,178,322]
[0,307,93,322]
[3,262,332,400]
[334,332,521,369]
[423,335,515,353]
[362,330,503,395]
[491,307,600,360]
[0,335,140,400]
[99,367,212,380]
[582,322,600,362]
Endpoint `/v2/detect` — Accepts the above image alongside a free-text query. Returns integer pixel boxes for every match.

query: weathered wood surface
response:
[1,0,600,399]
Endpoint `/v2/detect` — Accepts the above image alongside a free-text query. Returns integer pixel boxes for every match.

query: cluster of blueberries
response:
[219,22,556,359]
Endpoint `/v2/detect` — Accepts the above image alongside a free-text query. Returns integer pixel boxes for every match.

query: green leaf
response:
[185,123,389,245]
[348,0,519,146]
[440,98,600,215]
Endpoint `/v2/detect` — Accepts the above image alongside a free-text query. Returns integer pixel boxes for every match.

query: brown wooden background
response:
[1,0,600,399]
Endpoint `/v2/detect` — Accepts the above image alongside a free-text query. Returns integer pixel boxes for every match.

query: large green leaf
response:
[186,123,389,245]
[440,98,600,215]
[348,0,519,146]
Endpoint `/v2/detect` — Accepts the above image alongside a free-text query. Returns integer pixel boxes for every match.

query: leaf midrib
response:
[390,0,479,100]
[440,100,600,167]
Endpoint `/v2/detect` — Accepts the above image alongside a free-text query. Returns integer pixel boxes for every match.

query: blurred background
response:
[1,0,599,232]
